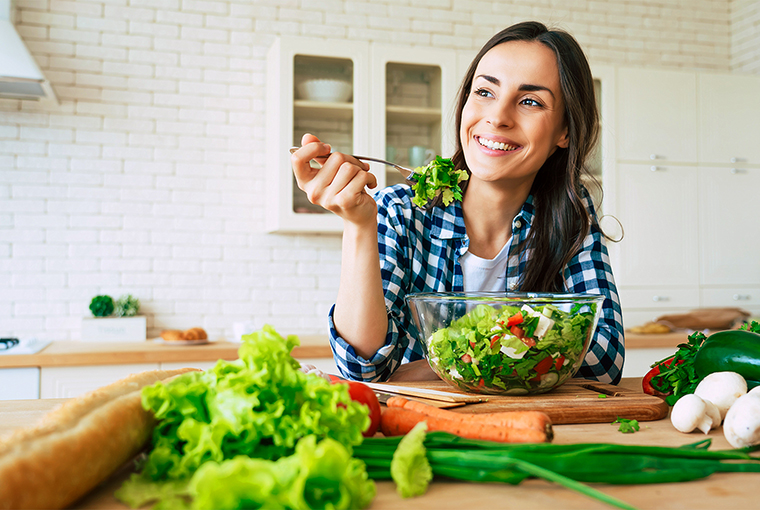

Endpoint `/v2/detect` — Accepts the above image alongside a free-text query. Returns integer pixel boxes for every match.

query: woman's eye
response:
[521,98,543,107]
[473,88,493,98]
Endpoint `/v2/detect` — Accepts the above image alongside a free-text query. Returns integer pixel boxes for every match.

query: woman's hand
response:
[291,133,378,227]
[387,359,441,382]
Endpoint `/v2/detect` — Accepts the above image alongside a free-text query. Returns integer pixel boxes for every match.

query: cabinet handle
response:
[729,157,746,163]
[650,165,663,172]
[733,294,752,301]
[652,295,670,302]
[649,154,662,160]
[730,168,747,174]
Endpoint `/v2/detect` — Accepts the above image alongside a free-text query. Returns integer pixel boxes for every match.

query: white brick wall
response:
[732,0,760,73]
[0,0,756,341]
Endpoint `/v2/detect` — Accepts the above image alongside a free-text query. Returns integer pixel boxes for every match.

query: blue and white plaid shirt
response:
[328,184,625,384]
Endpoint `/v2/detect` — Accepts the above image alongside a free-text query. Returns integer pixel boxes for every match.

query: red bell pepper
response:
[507,313,524,328]
[642,357,683,396]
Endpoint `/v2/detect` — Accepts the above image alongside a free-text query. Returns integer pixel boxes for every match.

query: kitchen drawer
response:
[40,363,159,399]
[618,287,700,310]
[701,287,760,309]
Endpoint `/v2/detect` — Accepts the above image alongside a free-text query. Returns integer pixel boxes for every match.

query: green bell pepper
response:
[693,330,760,389]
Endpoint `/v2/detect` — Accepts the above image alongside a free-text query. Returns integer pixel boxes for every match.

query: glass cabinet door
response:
[384,62,442,187]
[291,55,355,215]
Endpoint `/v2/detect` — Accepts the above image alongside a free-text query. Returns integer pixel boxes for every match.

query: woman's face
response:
[460,40,569,187]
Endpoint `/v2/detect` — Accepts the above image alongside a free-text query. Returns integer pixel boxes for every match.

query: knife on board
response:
[364,382,487,404]
[373,390,466,409]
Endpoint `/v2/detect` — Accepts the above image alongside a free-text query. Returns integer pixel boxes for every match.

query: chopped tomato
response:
[534,356,554,376]
[507,313,524,328]
[469,341,476,348]
[461,353,472,363]
[490,335,500,348]
[477,378,485,388]
[510,325,524,338]
[555,355,565,371]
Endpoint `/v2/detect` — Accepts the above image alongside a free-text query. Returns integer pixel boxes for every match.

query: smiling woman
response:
[290,21,624,386]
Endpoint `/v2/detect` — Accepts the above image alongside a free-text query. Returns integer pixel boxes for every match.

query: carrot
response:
[380,407,552,443]
[385,396,552,435]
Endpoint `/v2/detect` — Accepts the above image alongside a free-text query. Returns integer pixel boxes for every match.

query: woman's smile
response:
[475,135,523,153]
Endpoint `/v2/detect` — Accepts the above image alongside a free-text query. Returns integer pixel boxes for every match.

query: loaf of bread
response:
[160,327,207,342]
[0,367,199,510]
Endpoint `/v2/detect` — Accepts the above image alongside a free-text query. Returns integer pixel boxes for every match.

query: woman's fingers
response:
[291,141,331,190]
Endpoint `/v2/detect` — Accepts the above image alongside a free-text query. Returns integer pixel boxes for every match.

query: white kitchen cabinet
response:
[698,166,760,286]
[266,37,370,234]
[701,287,760,319]
[616,67,697,163]
[622,347,677,378]
[40,363,159,399]
[369,44,459,188]
[266,37,459,234]
[0,367,40,400]
[698,73,760,166]
[614,163,700,288]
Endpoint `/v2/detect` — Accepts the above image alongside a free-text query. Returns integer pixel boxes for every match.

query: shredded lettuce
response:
[428,303,597,394]
[410,156,468,208]
[116,325,374,510]
[390,422,432,498]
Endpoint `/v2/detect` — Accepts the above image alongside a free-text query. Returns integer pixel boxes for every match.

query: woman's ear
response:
[557,126,569,149]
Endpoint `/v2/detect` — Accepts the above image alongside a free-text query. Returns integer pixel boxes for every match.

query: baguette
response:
[0,367,199,510]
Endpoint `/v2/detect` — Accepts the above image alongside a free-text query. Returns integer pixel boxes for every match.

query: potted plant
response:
[81,294,147,342]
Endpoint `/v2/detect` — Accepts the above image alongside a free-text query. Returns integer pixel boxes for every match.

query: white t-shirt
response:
[459,239,511,292]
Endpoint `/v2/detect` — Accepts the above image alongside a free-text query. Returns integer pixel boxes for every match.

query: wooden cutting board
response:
[389,379,669,424]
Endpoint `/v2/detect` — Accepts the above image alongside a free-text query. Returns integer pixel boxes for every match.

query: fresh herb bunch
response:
[89,295,115,317]
[115,294,140,317]
[410,156,469,208]
[740,320,760,334]
[649,331,706,406]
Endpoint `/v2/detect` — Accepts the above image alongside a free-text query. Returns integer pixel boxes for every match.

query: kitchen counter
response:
[1,378,756,510]
[0,332,681,369]
[0,336,333,369]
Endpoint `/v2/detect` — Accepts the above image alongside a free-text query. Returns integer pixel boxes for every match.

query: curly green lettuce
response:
[410,156,468,208]
[390,422,432,498]
[116,325,373,510]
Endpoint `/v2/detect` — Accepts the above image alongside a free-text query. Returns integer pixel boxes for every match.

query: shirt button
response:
[514,220,522,229]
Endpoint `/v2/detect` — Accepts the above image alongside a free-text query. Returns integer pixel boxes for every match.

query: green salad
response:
[410,156,468,208]
[427,302,597,395]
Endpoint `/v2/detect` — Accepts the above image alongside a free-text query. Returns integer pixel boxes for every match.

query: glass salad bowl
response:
[406,292,605,395]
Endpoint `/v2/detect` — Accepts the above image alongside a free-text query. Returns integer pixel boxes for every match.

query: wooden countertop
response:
[1,378,757,510]
[0,332,684,370]
[0,336,333,368]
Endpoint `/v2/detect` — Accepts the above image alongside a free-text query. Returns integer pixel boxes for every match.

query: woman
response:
[291,21,625,384]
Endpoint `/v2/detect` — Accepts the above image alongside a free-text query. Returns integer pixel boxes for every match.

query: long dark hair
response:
[452,21,601,292]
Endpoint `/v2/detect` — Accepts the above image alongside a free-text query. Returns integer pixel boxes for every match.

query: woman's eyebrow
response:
[474,75,555,99]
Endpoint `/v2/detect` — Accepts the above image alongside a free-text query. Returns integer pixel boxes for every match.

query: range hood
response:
[0,0,56,101]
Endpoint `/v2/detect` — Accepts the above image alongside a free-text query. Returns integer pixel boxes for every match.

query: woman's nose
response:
[486,100,514,128]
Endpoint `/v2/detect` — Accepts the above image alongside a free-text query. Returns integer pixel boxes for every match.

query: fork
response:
[289,146,416,182]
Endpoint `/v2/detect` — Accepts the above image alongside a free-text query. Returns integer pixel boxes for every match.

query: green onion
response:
[354,433,760,510]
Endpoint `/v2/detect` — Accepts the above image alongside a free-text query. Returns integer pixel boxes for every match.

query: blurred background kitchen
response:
[1,0,759,349]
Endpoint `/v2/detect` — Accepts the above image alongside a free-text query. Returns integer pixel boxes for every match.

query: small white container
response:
[81,316,147,342]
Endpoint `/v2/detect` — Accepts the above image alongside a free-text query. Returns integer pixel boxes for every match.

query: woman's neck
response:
[462,178,531,259]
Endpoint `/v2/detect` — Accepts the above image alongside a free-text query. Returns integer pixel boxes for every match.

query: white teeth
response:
[477,137,519,151]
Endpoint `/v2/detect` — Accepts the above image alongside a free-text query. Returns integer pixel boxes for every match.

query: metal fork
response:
[289,146,415,182]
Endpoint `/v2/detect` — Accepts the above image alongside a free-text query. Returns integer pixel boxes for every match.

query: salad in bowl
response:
[406,292,604,395]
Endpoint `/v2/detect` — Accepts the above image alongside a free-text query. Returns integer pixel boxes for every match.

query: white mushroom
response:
[670,394,721,434]
[723,392,760,448]
[693,371,747,421]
